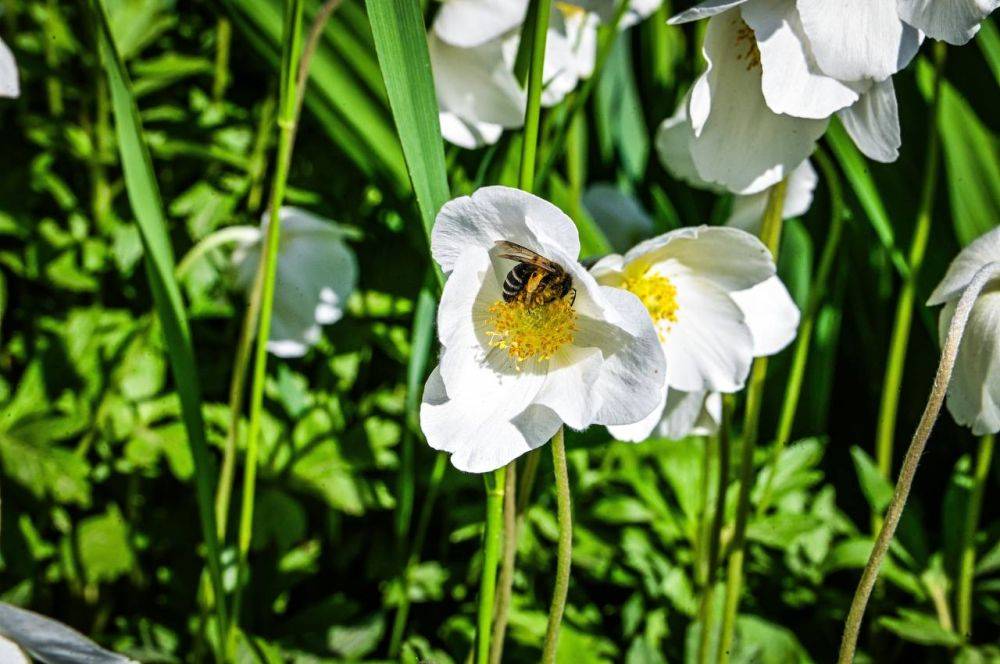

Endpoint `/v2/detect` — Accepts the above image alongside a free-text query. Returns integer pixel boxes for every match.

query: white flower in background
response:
[665,0,928,193]
[0,602,136,664]
[591,226,799,441]
[656,99,819,232]
[232,207,357,359]
[927,226,1000,435]
[420,186,665,472]
[898,0,1000,45]
[430,0,659,148]
[1,37,19,98]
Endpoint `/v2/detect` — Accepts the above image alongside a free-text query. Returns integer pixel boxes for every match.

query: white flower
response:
[430,1,654,148]
[591,226,799,441]
[0,637,29,664]
[232,207,357,359]
[420,186,666,472]
[0,37,19,98]
[927,227,1000,435]
[665,0,925,192]
[898,0,1000,45]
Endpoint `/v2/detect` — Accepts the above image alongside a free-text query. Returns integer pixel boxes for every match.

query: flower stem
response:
[542,427,573,663]
[476,466,508,664]
[518,0,553,190]
[957,433,994,638]
[698,397,732,664]
[489,462,518,664]
[838,261,1000,664]
[872,42,947,527]
[757,148,845,516]
[717,179,788,664]
[229,0,305,653]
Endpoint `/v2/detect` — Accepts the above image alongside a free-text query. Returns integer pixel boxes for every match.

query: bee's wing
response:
[494,240,561,273]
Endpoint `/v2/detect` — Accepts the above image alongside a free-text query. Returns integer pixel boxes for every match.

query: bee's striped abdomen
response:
[503,263,535,302]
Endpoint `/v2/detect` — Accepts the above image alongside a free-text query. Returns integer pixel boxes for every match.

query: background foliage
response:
[1,0,999,662]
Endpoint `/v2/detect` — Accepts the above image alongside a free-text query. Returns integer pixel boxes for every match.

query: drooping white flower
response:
[898,0,1000,45]
[420,186,666,472]
[927,226,1000,435]
[591,226,799,441]
[232,207,358,359]
[0,37,19,98]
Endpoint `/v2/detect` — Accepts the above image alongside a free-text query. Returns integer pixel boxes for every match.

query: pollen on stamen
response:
[622,269,679,341]
[486,297,577,366]
[555,1,586,19]
[732,20,761,71]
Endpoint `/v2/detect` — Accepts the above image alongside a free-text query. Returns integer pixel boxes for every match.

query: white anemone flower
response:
[927,227,1000,435]
[0,37,19,98]
[665,0,927,193]
[898,0,1000,45]
[591,226,799,441]
[420,186,666,472]
[232,207,358,359]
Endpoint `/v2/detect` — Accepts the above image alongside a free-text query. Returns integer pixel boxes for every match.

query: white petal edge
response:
[0,38,18,98]
[939,289,1000,435]
[725,159,818,233]
[928,227,1000,305]
[837,77,901,163]
[898,0,1000,45]
[439,112,504,149]
[668,0,750,24]
[731,275,801,356]
[433,0,529,47]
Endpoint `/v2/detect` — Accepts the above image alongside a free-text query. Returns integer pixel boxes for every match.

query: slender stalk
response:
[697,434,715,586]
[229,0,305,653]
[44,0,64,117]
[697,398,731,664]
[756,148,846,515]
[957,433,994,638]
[838,261,1000,664]
[717,180,788,664]
[872,43,947,519]
[476,466,508,664]
[541,428,572,663]
[212,17,232,104]
[489,462,518,664]
[518,0,554,189]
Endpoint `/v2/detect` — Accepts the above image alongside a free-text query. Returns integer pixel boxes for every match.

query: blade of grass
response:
[92,0,228,654]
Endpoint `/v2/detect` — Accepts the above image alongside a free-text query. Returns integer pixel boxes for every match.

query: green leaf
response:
[77,505,135,584]
[878,609,962,647]
[0,430,91,507]
[595,31,648,181]
[850,446,893,513]
[732,615,813,664]
[977,18,1000,86]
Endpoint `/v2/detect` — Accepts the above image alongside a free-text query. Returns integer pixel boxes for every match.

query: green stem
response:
[872,43,947,526]
[229,0,305,653]
[756,148,845,516]
[717,179,788,664]
[45,0,64,117]
[957,434,994,638]
[518,0,554,190]
[838,261,1000,664]
[541,427,572,664]
[489,461,518,664]
[212,17,232,104]
[698,399,731,664]
[476,466,508,664]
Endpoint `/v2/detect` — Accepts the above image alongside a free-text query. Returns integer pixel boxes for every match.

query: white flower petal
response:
[432,186,581,274]
[669,0,750,24]
[688,11,828,194]
[731,275,801,356]
[626,225,776,293]
[0,38,19,99]
[725,159,818,233]
[928,227,1000,305]
[433,0,529,47]
[534,345,606,429]
[898,0,1000,45]
[0,637,29,664]
[797,0,921,82]
[837,77,901,163]
[743,0,860,119]
[940,289,1000,435]
[429,34,526,130]
[655,94,722,191]
[657,389,713,439]
[663,274,756,392]
[0,603,135,664]
[439,111,503,149]
[607,381,669,442]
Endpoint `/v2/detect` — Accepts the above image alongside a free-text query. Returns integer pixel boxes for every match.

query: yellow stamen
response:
[623,269,679,340]
[556,1,586,19]
[487,297,577,365]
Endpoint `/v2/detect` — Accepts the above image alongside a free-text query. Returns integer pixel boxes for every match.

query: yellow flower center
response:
[556,1,586,19]
[486,297,577,365]
[623,269,679,340]
[733,19,761,71]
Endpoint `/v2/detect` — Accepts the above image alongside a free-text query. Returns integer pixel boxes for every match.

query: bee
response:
[494,240,575,306]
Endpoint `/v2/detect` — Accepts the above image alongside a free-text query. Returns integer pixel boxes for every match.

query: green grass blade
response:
[365,0,451,255]
[977,18,1000,86]
[93,0,228,642]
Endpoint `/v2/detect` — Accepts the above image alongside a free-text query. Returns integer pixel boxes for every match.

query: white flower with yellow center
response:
[1,37,19,98]
[232,207,357,359]
[430,0,657,149]
[420,186,666,472]
[927,226,1000,435]
[591,226,799,441]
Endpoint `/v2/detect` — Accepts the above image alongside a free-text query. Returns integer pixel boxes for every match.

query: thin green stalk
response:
[212,17,232,104]
[229,0,305,652]
[489,461,518,664]
[697,433,715,586]
[756,148,846,516]
[872,43,947,521]
[476,466,508,664]
[518,0,554,189]
[44,0,64,117]
[534,0,629,189]
[717,179,788,664]
[957,434,994,638]
[838,261,1000,664]
[541,427,572,664]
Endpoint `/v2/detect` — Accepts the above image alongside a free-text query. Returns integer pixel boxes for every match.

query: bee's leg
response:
[526,270,545,294]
